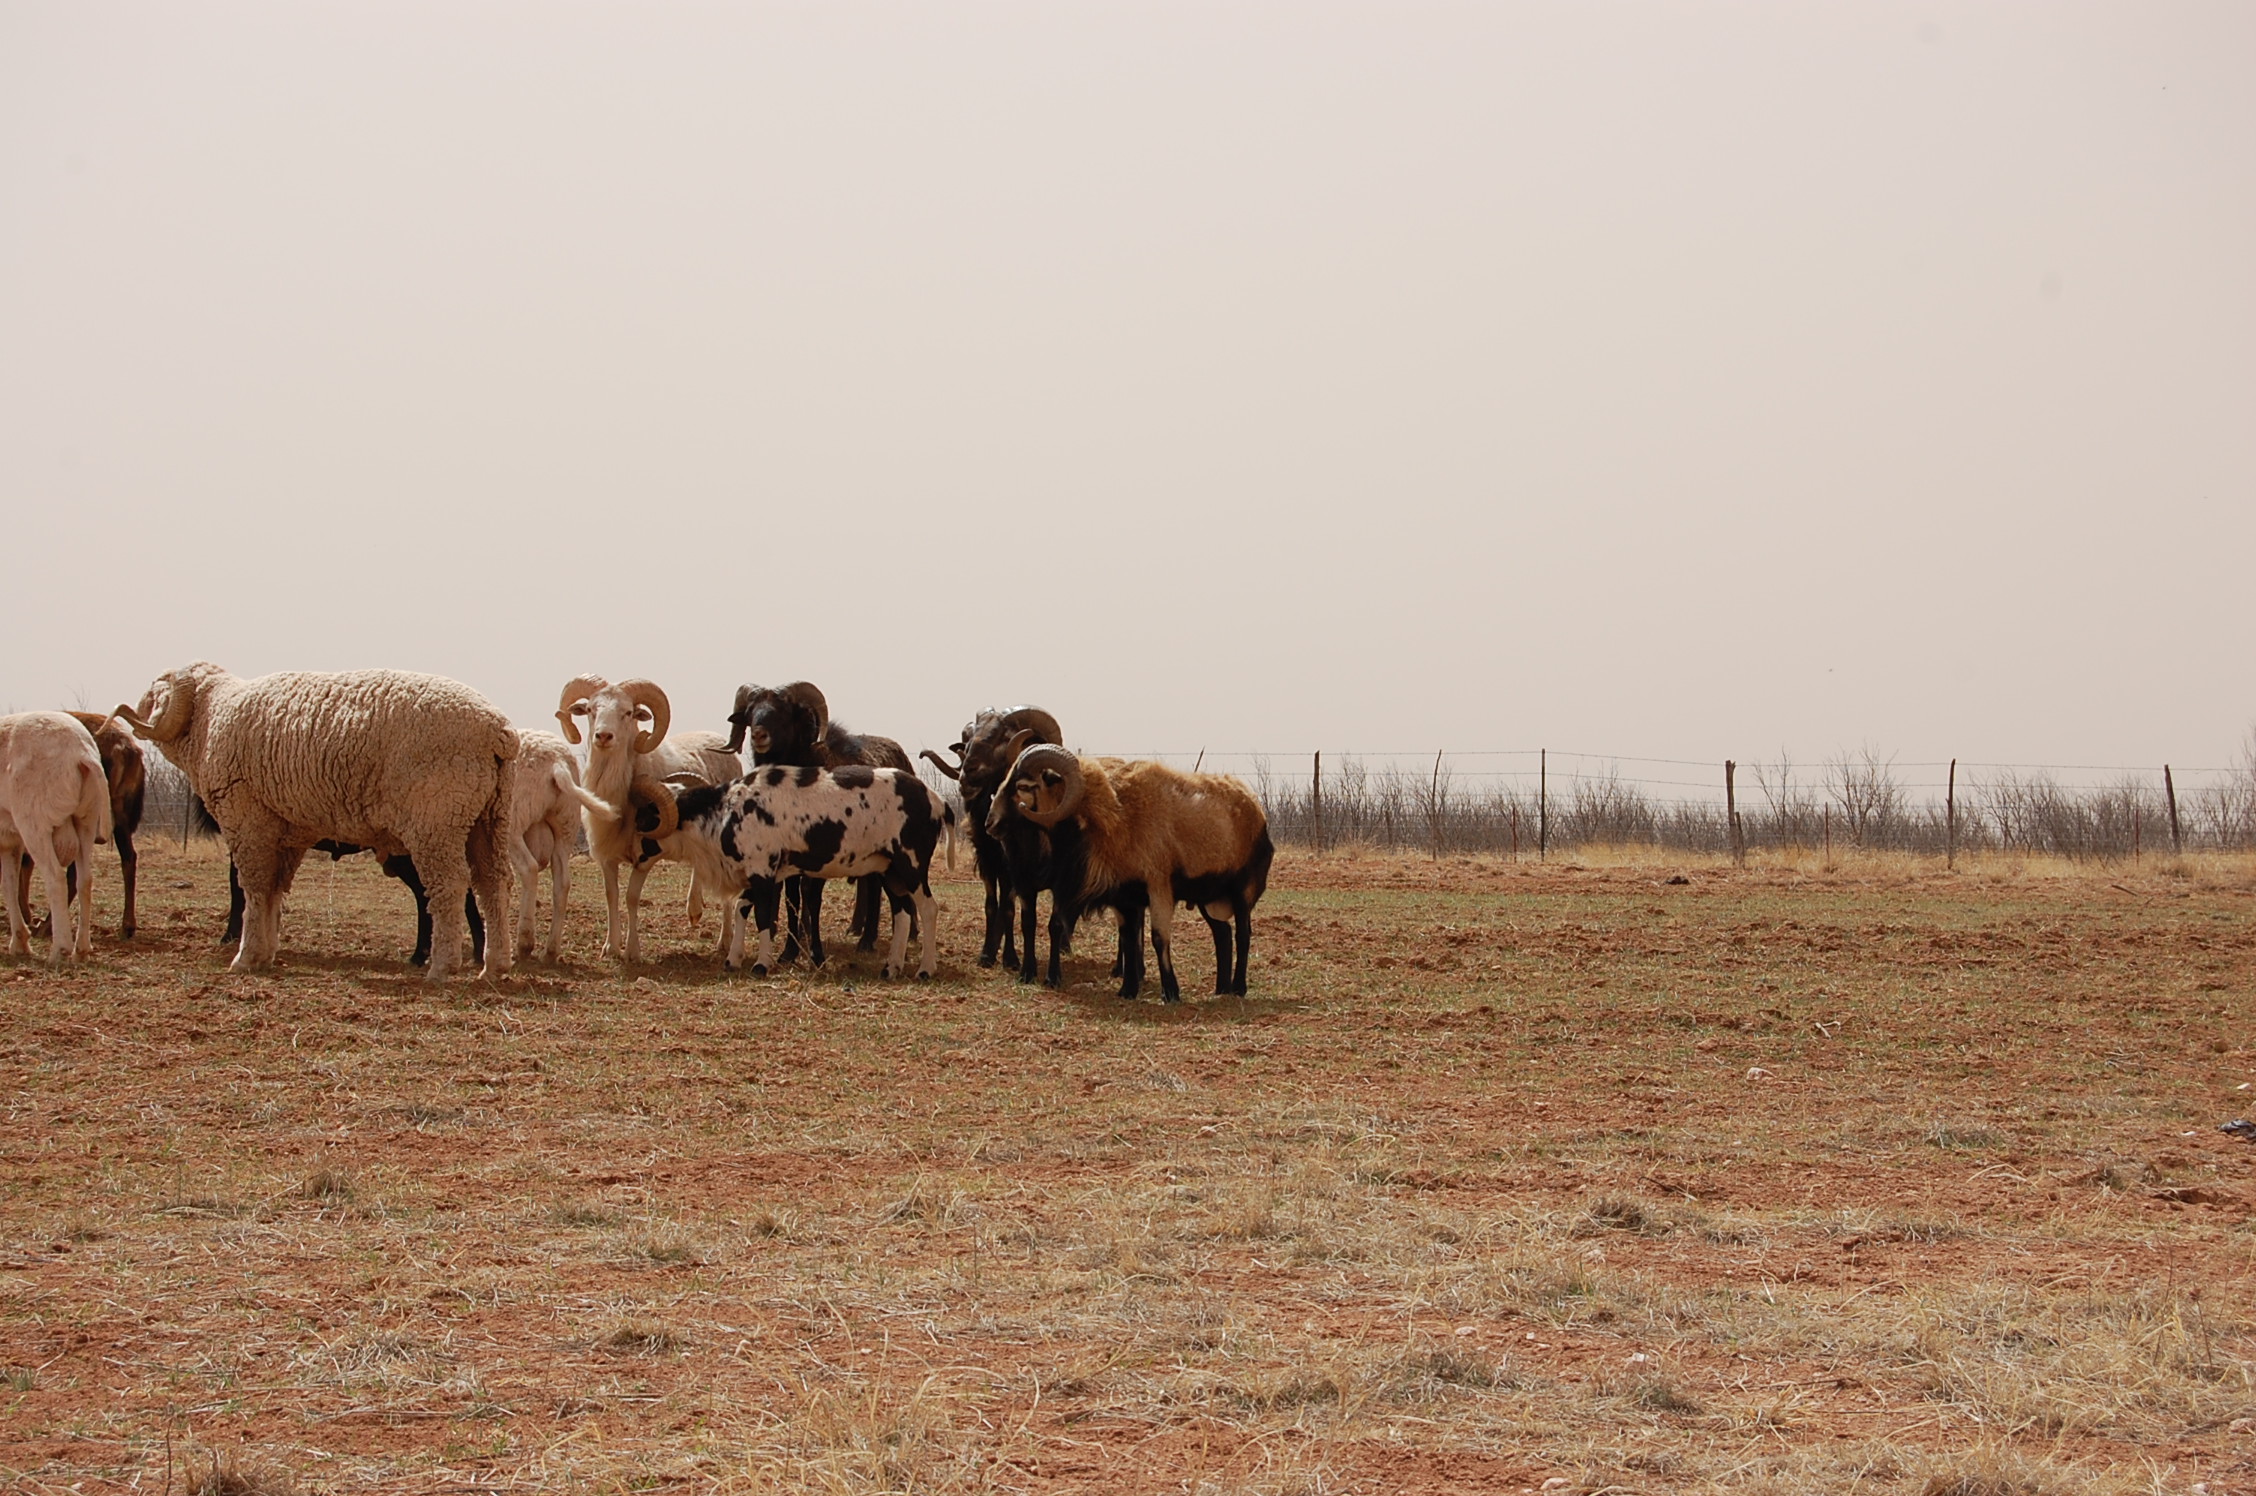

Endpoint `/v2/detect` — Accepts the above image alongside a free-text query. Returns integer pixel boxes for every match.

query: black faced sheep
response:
[119,663,518,980]
[724,680,913,963]
[988,743,1272,1002]
[919,705,1063,969]
[0,711,111,966]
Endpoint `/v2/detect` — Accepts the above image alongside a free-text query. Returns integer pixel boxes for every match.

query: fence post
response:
[1946,758,1957,870]
[2133,801,2141,860]
[1823,804,1831,864]
[1311,751,1323,854]
[2165,764,2182,854]
[179,784,192,849]
[1725,760,1745,866]
[1429,749,1444,862]
[1510,803,1520,859]
[1538,749,1548,862]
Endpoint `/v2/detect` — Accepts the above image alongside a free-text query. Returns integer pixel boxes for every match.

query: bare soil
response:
[4,841,2253,1494]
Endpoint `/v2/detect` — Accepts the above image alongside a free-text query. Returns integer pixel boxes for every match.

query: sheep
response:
[724,680,913,962]
[555,674,742,962]
[987,741,1273,1002]
[655,765,953,979]
[10,710,144,940]
[507,730,584,963]
[0,712,111,966]
[919,705,1063,968]
[117,663,518,980]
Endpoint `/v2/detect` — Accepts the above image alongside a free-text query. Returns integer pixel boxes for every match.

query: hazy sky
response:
[5,3,2250,775]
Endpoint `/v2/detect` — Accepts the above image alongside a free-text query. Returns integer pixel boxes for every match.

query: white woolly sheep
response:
[554,674,742,962]
[0,711,111,966]
[988,744,1273,1002]
[508,730,585,963]
[118,663,518,980]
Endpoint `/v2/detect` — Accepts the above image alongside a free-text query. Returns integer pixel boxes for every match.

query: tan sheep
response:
[118,663,518,980]
[0,711,112,966]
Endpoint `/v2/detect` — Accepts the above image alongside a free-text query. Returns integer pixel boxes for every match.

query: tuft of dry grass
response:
[599,1318,684,1355]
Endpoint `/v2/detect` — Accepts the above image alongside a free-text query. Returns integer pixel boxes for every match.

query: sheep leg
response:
[1,845,27,957]
[406,840,472,981]
[509,829,542,959]
[685,865,706,927]
[1232,906,1253,997]
[64,818,97,960]
[546,843,570,962]
[230,842,282,971]
[389,856,436,966]
[115,823,137,939]
[1017,888,1042,985]
[744,878,782,974]
[1115,903,1147,999]
[599,860,624,959]
[912,882,937,979]
[1204,905,1235,995]
[853,875,884,953]
[467,816,510,979]
[1146,878,1181,1003]
[623,860,653,963]
[981,871,1008,969]
[220,860,246,947]
[724,885,750,970]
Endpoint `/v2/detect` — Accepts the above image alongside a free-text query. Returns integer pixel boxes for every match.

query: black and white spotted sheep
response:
[670,765,954,979]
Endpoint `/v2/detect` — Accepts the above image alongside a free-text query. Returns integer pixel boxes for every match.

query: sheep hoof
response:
[751,962,769,977]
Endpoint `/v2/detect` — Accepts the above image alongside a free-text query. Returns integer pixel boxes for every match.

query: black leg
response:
[1233,908,1253,996]
[1116,904,1146,999]
[116,828,138,939]
[465,891,485,964]
[222,860,246,946]
[1046,901,1070,989]
[1206,912,1234,995]
[748,879,783,973]
[1016,890,1040,984]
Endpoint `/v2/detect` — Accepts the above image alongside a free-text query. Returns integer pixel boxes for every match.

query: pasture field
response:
[3,841,2253,1495]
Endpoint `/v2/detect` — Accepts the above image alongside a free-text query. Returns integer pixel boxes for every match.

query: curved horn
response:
[132,670,197,743]
[996,706,1063,746]
[1012,744,1085,828]
[919,747,963,781]
[556,674,609,746]
[618,679,671,755]
[780,681,828,744]
[629,773,680,839]
[112,703,154,734]
[724,683,758,754]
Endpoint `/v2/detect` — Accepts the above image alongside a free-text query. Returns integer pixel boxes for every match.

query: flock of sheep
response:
[0,664,1274,1002]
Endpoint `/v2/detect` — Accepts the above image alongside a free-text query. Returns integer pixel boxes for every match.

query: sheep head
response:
[958,706,1063,796]
[993,742,1083,832]
[560,675,670,756]
[115,662,222,744]
[726,681,828,762]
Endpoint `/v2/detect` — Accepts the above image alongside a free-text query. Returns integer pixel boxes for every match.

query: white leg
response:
[1,848,28,956]
[546,845,570,962]
[686,866,705,925]
[511,834,540,959]
[67,818,95,959]
[624,860,652,963]
[600,861,624,958]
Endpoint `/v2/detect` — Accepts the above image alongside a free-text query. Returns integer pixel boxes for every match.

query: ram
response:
[556,674,741,962]
[0,711,111,966]
[660,765,952,980]
[988,742,1272,1002]
[725,680,912,962]
[119,663,517,980]
[919,705,1062,968]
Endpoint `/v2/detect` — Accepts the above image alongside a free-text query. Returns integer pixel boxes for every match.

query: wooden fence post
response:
[1311,751,1323,854]
[1510,803,1520,859]
[1823,804,1831,864]
[1538,749,1548,861]
[1946,758,1957,870]
[1429,749,1444,862]
[2165,764,2182,854]
[1725,760,1745,866]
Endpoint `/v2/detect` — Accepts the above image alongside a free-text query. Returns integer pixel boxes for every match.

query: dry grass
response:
[1,838,2251,1494]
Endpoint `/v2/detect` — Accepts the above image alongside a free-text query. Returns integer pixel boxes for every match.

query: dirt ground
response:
[3,840,2253,1494]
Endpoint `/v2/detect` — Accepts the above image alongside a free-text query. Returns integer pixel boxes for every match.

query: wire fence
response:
[1102,745,2256,860]
[141,739,2256,861]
